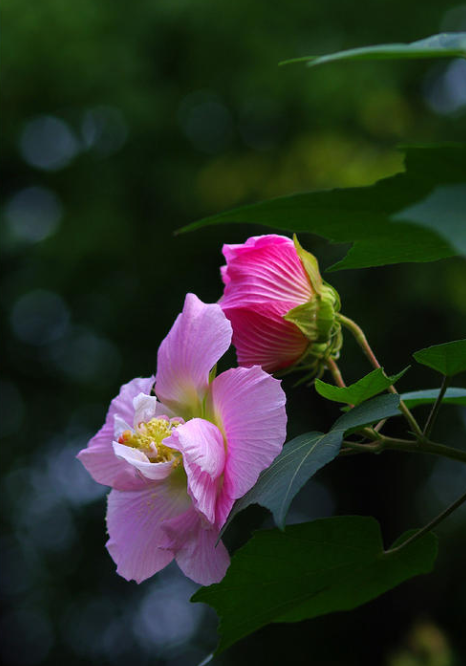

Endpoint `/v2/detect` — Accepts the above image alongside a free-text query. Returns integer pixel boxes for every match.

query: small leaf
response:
[315,367,408,405]
[181,144,465,271]
[413,340,466,377]
[280,33,466,68]
[221,394,401,533]
[193,517,438,654]
[401,387,466,408]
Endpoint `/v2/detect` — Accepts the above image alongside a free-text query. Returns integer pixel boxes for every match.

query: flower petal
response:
[221,235,312,308]
[112,442,174,482]
[162,510,230,585]
[132,393,158,428]
[223,303,308,372]
[155,294,232,419]
[106,476,192,584]
[164,418,226,524]
[77,377,155,490]
[209,365,287,525]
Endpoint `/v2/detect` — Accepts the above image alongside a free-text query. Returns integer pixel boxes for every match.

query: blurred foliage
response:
[387,620,454,666]
[1,0,466,665]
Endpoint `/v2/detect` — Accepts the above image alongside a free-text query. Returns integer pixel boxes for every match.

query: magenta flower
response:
[220,234,341,373]
[77,293,287,585]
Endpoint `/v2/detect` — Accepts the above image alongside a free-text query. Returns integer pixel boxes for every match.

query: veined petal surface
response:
[209,365,287,525]
[164,418,226,524]
[162,509,230,585]
[106,476,192,584]
[77,376,155,490]
[223,304,308,372]
[155,294,232,419]
[221,235,312,308]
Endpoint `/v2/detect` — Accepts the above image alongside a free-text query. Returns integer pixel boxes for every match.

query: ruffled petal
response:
[162,509,230,585]
[155,294,232,419]
[209,365,287,525]
[112,442,174,482]
[223,303,309,372]
[77,377,155,490]
[221,235,312,308]
[106,476,192,584]
[164,418,225,525]
[132,393,158,427]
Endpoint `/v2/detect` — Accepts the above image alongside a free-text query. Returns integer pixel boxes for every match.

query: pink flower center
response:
[118,417,182,466]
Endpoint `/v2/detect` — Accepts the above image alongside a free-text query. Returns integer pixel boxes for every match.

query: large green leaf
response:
[401,388,466,408]
[393,184,466,256]
[315,367,408,406]
[221,394,400,532]
[182,144,466,271]
[193,517,438,654]
[280,33,466,68]
[413,340,466,377]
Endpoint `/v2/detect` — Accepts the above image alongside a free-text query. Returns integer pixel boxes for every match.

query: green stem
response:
[325,356,346,388]
[423,375,450,439]
[386,486,466,555]
[337,313,424,438]
[341,435,466,465]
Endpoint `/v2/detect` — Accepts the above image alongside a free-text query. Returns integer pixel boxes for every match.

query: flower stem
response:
[385,486,466,555]
[423,375,450,439]
[337,313,423,438]
[325,357,346,388]
[341,435,466,465]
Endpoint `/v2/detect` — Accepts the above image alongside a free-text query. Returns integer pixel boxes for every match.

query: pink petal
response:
[162,510,230,585]
[223,303,309,372]
[155,294,232,419]
[221,234,312,308]
[77,377,155,490]
[164,418,226,525]
[112,442,174,482]
[106,479,192,584]
[209,366,287,526]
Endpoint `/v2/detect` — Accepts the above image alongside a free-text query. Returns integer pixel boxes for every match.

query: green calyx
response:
[283,235,343,367]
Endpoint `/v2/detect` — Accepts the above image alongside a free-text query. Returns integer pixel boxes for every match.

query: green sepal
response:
[208,364,217,383]
[284,284,339,344]
[293,234,323,293]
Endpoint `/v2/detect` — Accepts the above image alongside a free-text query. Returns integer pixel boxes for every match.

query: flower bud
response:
[220,234,342,373]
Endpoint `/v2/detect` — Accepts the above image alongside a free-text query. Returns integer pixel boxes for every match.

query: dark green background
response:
[2,1,466,664]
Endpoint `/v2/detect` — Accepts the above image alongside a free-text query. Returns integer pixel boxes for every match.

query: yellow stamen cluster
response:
[118,418,181,465]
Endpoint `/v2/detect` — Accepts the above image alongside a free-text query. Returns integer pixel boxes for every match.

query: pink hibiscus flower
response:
[77,293,287,585]
[220,234,341,373]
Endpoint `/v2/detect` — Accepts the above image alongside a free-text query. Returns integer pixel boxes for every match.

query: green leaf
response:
[392,184,466,257]
[333,393,400,433]
[193,517,438,654]
[401,387,466,408]
[221,394,400,532]
[413,340,466,377]
[315,367,408,406]
[181,144,466,271]
[280,33,466,68]
[222,431,340,532]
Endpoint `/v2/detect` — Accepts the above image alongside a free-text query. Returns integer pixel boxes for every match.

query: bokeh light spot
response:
[5,186,62,243]
[20,115,80,171]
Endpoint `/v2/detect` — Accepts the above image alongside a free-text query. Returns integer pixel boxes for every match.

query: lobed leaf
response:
[182,144,466,271]
[413,340,466,377]
[315,367,408,406]
[193,516,438,654]
[280,33,466,68]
